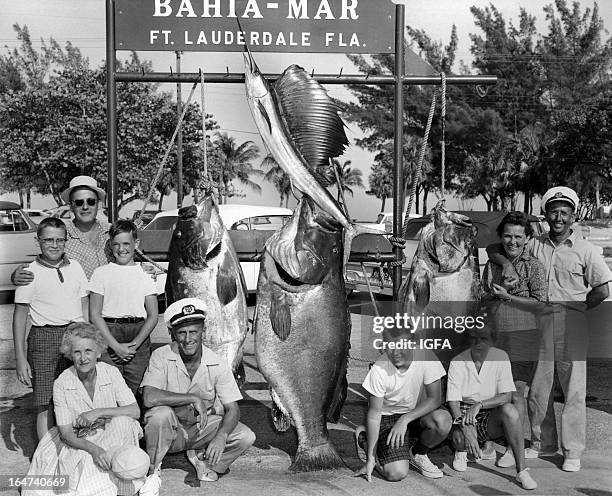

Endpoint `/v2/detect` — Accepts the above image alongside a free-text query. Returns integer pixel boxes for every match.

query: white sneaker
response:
[481,442,496,460]
[452,451,468,472]
[409,450,443,478]
[496,448,515,468]
[562,458,581,472]
[525,447,557,458]
[139,473,161,496]
[354,425,367,463]
[516,468,538,490]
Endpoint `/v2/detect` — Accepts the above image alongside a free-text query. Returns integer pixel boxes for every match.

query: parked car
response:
[0,201,40,294]
[138,204,293,295]
[132,209,161,228]
[345,210,546,296]
[23,209,53,225]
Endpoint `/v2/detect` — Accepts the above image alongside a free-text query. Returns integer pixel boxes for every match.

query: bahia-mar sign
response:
[115,0,395,53]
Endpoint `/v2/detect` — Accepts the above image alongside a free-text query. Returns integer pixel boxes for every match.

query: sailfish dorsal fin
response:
[273,65,349,186]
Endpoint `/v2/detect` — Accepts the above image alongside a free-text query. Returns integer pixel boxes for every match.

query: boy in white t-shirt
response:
[354,326,452,483]
[89,219,158,394]
[12,217,89,440]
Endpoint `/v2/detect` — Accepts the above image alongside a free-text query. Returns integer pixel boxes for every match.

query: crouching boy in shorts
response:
[89,219,158,394]
[12,217,89,440]
[354,327,452,482]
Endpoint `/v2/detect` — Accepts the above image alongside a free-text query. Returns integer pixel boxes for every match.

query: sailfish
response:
[241,39,376,271]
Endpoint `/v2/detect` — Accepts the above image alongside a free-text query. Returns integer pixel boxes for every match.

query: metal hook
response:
[141,67,145,76]
[337,67,343,78]
[365,71,370,81]
[311,68,315,78]
[225,66,230,77]
[169,66,173,75]
[476,85,489,98]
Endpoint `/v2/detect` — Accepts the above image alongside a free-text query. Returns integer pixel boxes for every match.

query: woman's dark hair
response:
[496,211,534,238]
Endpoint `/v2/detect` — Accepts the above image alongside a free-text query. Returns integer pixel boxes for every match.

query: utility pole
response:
[176,50,183,209]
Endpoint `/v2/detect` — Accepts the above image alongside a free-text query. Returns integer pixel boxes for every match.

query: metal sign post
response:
[105,0,497,301]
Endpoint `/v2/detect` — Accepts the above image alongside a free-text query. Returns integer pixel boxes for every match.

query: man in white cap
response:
[487,186,611,472]
[138,297,255,496]
[13,175,110,281]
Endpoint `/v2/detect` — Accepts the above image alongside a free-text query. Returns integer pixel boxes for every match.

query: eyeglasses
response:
[72,198,98,207]
[39,238,67,246]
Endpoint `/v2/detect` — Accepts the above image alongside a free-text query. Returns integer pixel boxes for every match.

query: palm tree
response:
[212,132,263,204]
[261,155,293,207]
[325,159,364,201]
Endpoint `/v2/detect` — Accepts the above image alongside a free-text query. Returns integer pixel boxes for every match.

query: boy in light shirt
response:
[89,219,158,394]
[12,217,89,440]
[354,326,451,483]
[447,325,537,490]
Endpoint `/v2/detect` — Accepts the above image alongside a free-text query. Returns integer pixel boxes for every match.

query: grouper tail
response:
[290,443,345,472]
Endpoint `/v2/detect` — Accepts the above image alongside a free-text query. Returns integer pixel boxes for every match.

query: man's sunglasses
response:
[72,198,98,207]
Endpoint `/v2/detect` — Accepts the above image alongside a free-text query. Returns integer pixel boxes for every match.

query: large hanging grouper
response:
[398,200,481,363]
[254,198,351,472]
[165,196,248,384]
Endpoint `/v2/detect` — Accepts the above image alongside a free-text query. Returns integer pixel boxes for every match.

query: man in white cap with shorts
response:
[138,297,255,496]
[487,186,611,472]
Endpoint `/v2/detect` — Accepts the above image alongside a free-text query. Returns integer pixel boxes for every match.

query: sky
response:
[1,0,611,219]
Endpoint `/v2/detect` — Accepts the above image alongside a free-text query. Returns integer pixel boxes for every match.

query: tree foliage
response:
[0,26,263,213]
[341,1,612,216]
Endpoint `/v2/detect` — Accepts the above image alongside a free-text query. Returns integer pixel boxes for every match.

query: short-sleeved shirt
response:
[88,263,157,318]
[14,257,88,326]
[53,362,136,426]
[65,219,112,280]
[446,347,516,403]
[527,230,612,310]
[482,250,547,332]
[362,352,446,416]
[140,343,242,412]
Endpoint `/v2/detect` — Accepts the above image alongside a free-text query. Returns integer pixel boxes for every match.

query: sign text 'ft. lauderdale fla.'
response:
[115,0,396,53]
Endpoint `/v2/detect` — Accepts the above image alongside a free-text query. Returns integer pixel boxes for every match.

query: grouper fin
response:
[216,255,238,305]
[410,258,432,312]
[270,288,291,340]
[270,387,292,432]
[273,65,348,183]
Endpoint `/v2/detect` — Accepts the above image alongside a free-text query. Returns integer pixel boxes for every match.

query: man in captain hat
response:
[487,186,611,472]
[137,298,255,496]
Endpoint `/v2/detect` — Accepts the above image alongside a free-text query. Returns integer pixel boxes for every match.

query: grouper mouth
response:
[177,203,223,270]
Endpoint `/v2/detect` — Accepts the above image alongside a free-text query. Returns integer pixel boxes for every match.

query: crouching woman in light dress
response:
[24,323,146,496]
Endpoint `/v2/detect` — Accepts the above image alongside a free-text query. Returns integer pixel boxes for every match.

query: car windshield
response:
[0,209,31,232]
[146,216,178,231]
[230,215,290,231]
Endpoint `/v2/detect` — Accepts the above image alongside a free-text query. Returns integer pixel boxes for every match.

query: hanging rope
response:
[199,69,209,193]
[134,80,199,229]
[440,72,447,199]
[401,89,437,240]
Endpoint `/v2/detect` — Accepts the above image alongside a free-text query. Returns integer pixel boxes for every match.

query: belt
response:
[104,317,145,324]
[31,324,70,329]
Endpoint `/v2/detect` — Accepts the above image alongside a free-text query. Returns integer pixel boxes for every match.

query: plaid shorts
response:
[459,403,491,446]
[376,414,424,466]
[27,325,72,407]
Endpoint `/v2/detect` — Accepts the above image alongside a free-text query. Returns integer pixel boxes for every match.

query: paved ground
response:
[0,295,611,495]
